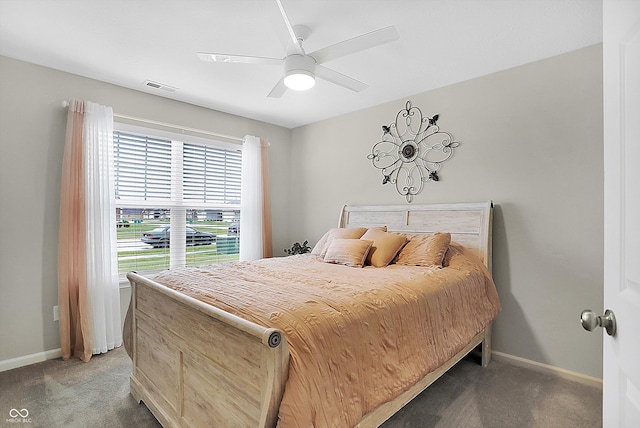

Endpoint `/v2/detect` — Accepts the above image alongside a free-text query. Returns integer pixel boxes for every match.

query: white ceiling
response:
[0,0,602,129]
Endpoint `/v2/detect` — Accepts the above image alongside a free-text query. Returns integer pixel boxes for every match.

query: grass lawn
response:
[118,245,239,274]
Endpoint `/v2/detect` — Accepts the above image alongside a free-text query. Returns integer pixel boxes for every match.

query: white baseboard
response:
[0,348,62,372]
[0,347,604,390]
[492,351,603,389]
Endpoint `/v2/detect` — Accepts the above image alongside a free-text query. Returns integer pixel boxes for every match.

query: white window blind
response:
[113,129,242,276]
[114,132,172,202]
[183,143,242,205]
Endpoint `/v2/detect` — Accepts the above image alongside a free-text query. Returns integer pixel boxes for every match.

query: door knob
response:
[580,309,616,336]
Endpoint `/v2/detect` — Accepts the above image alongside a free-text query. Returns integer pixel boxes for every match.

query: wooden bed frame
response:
[123,201,494,427]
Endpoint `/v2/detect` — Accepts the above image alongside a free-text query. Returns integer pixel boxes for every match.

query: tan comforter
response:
[152,243,500,427]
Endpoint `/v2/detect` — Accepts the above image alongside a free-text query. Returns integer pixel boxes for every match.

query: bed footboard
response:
[123,272,289,428]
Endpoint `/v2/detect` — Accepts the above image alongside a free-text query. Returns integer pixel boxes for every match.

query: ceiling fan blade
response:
[197,52,282,66]
[316,65,368,92]
[275,0,304,54]
[267,77,288,98]
[310,26,399,64]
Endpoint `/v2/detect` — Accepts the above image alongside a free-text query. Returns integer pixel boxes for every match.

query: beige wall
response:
[290,44,604,378]
[0,44,604,379]
[0,56,292,362]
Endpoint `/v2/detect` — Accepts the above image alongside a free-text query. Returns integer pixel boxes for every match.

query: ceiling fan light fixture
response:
[284,70,315,91]
[284,54,316,91]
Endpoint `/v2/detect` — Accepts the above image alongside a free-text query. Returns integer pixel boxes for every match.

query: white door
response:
[603,1,640,426]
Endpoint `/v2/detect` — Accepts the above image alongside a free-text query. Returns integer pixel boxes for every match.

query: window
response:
[113,126,241,277]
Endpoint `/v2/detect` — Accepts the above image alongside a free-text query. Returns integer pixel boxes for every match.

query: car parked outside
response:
[228,222,240,236]
[141,226,216,248]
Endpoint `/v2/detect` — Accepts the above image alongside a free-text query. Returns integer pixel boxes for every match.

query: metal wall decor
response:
[367,101,460,202]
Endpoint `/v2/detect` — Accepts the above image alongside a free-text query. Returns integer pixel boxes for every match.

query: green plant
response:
[284,240,311,255]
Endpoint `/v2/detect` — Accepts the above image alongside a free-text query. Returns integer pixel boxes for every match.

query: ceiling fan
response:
[196,0,399,97]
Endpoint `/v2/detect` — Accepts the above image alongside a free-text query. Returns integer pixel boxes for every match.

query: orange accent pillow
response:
[360,228,407,267]
[394,232,451,268]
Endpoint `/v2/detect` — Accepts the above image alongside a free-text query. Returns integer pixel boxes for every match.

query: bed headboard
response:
[338,201,493,272]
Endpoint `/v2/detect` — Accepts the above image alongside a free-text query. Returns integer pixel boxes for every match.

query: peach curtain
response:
[58,100,92,361]
[261,141,273,258]
[239,135,272,260]
[58,99,121,362]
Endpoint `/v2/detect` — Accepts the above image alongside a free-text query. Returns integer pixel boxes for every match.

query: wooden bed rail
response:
[123,272,290,428]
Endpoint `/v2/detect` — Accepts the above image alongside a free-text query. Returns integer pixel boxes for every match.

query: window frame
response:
[113,122,242,282]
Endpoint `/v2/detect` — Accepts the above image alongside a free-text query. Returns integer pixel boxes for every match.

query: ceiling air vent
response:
[143,80,177,92]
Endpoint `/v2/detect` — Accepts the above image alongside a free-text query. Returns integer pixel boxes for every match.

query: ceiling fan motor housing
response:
[284,54,317,90]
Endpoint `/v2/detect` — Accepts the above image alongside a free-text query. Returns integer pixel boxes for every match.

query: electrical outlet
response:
[53,305,59,322]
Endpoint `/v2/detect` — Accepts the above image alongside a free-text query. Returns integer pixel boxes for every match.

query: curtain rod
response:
[61,100,244,144]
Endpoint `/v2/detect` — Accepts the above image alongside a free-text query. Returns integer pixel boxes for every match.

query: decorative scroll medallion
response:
[367,101,460,202]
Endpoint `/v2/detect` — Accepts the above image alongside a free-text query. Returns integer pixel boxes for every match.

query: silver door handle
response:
[580,309,616,336]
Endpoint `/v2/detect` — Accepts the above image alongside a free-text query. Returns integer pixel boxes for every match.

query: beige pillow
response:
[395,232,451,268]
[360,228,407,267]
[312,227,368,258]
[324,239,374,268]
[310,229,331,255]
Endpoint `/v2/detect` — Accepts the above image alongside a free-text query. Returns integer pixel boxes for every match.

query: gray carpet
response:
[0,347,601,427]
